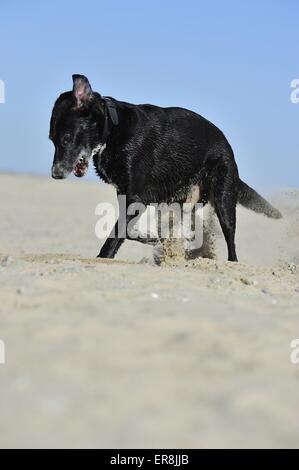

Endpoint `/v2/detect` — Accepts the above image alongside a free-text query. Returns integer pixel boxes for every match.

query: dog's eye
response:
[62,134,71,147]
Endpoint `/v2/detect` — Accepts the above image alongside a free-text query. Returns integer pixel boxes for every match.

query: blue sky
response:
[0,0,298,189]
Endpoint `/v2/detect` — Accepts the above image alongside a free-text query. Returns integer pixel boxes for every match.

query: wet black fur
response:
[50,75,282,261]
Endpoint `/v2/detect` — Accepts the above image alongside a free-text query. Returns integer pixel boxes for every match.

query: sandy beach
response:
[0,172,298,448]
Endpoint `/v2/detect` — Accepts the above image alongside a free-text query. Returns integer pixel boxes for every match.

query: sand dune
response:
[0,173,298,448]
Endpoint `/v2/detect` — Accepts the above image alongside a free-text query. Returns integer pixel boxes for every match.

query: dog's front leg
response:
[97,213,131,259]
[97,196,146,259]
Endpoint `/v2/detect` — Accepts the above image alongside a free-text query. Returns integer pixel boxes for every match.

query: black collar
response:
[101,97,119,144]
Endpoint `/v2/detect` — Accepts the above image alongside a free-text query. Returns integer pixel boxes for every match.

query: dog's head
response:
[49,75,105,179]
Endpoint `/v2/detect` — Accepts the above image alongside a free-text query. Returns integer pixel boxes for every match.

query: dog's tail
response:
[238,179,282,219]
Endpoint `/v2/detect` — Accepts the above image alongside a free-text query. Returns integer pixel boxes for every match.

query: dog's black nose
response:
[51,165,67,179]
[52,173,65,179]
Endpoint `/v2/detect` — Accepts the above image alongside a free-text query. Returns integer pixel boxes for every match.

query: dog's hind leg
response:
[211,158,239,262]
[127,234,158,245]
[126,206,159,246]
[185,206,216,260]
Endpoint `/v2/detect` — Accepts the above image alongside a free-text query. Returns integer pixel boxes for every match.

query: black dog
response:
[50,74,282,261]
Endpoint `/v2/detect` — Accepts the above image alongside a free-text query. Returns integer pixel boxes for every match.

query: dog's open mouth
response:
[73,156,89,177]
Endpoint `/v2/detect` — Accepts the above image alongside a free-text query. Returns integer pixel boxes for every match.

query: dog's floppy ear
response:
[72,74,93,107]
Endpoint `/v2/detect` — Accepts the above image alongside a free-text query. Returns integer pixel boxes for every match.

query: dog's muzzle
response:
[51,163,69,179]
